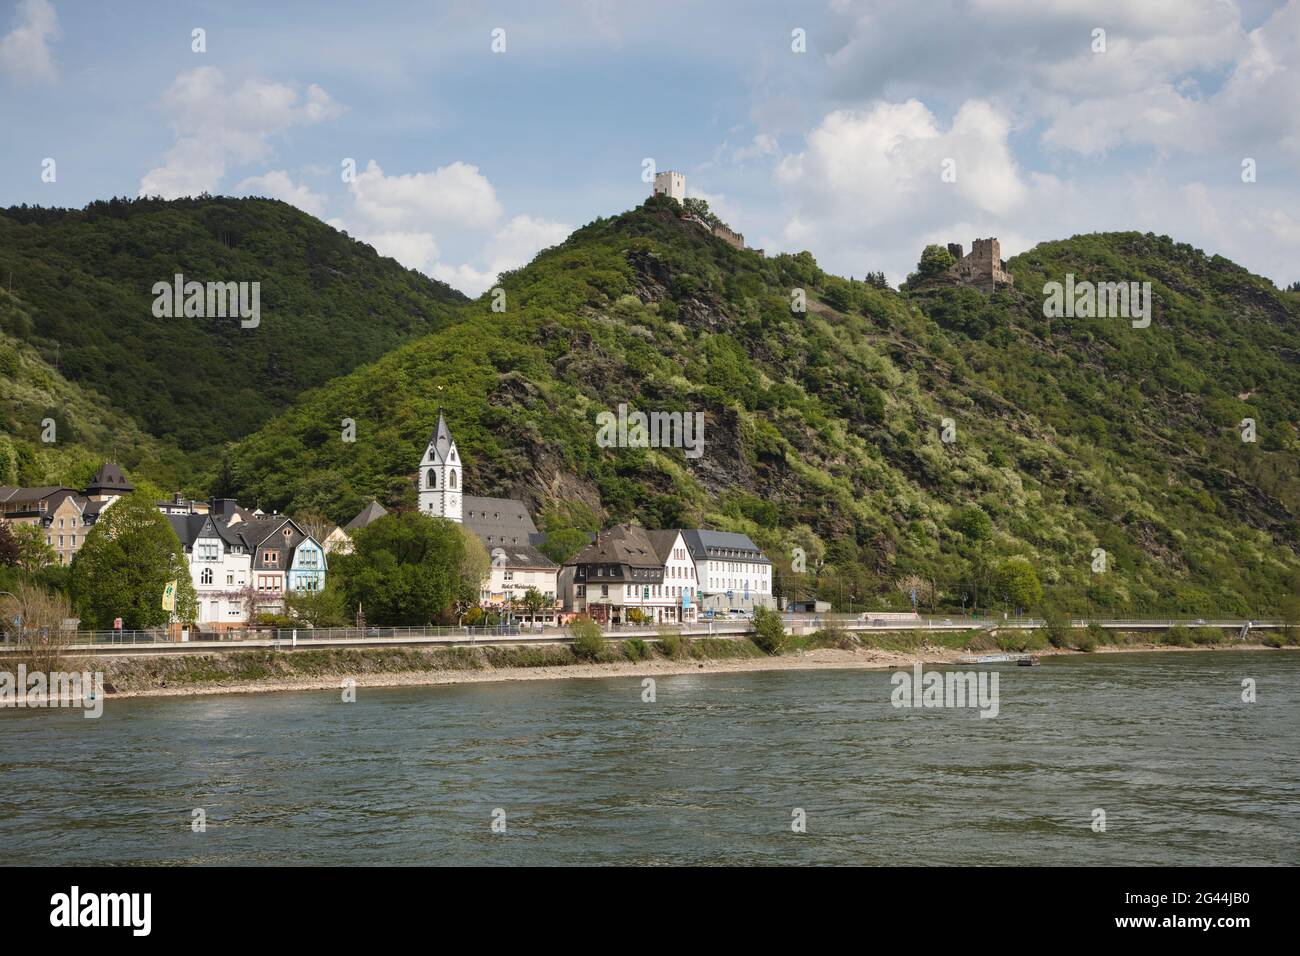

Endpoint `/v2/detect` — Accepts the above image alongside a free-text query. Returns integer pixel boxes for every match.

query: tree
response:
[993,558,1043,613]
[68,493,197,629]
[457,526,490,619]
[0,522,20,567]
[285,585,348,628]
[293,509,336,549]
[539,527,588,564]
[570,615,605,660]
[752,605,786,654]
[0,580,74,671]
[951,505,993,545]
[331,512,466,626]
[521,587,546,622]
[915,244,956,280]
[1280,594,1300,641]
[10,522,56,574]
[895,574,935,610]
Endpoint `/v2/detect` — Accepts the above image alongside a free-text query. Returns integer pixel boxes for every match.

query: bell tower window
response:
[428,469,437,489]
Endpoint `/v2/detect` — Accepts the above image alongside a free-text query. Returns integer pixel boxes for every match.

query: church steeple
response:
[418,409,462,522]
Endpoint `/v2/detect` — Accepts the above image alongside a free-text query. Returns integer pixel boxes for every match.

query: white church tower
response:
[418,410,463,523]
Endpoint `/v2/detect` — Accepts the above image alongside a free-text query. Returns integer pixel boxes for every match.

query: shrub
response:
[751,606,786,654]
[1086,622,1110,645]
[998,630,1047,652]
[658,628,687,659]
[570,616,605,661]
[1074,631,1098,652]
[1043,613,1071,649]
[1162,625,1193,647]
[623,638,650,661]
[1190,626,1222,646]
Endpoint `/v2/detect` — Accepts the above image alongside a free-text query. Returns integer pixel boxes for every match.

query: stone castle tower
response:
[944,237,1014,292]
[652,170,686,203]
[418,410,462,523]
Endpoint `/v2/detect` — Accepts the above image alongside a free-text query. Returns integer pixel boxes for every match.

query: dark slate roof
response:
[0,485,72,504]
[238,516,305,569]
[425,411,456,465]
[463,495,538,546]
[85,462,135,495]
[644,529,684,564]
[680,529,772,565]
[481,540,558,570]
[39,489,86,520]
[166,514,208,548]
[568,524,661,569]
[344,499,388,531]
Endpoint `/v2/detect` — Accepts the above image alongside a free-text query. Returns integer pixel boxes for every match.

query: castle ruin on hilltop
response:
[652,170,746,250]
[944,238,1014,292]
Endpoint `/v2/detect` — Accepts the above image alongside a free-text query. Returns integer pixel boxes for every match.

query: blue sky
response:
[3,0,1299,293]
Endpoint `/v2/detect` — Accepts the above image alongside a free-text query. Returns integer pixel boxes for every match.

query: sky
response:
[2,0,1299,294]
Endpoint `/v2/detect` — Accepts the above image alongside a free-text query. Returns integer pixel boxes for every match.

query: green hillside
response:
[212,197,1299,614]
[0,288,193,492]
[0,196,468,451]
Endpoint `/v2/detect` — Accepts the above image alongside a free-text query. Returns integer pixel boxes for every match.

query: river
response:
[2,651,1297,865]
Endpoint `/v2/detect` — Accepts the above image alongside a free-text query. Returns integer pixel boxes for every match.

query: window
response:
[201,568,213,585]
[428,469,437,489]
[198,543,218,561]
[600,585,609,597]
[263,551,278,565]
[504,570,514,581]
[226,573,234,586]
[450,471,457,489]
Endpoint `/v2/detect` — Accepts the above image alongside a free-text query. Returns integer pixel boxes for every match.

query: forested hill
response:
[0,196,467,451]
[219,196,1300,615]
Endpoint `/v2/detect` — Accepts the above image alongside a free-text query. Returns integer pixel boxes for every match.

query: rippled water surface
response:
[2,651,1297,865]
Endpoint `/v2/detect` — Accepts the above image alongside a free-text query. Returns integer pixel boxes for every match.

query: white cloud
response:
[0,0,60,85]
[339,161,570,295]
[347,160,503,231]
[776,99,1030,226]
[234,170,328,217]
[139,67,341,199]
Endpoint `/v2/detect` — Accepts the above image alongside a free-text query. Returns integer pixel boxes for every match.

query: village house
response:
[165,497,327,628]
[0,462,135,566]
[562,525,772,622]
[679,529,774,616]
[560,524,668,625]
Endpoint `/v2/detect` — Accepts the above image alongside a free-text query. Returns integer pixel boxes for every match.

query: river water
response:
[2,651,1297,865]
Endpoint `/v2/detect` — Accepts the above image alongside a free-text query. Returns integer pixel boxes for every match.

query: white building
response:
[646,529,698,623]
[166,510,252,628]
[653,170,686,203]
[679,529,774,615]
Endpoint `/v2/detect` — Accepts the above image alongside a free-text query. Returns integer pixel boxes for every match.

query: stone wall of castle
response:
[947,236,1013,291]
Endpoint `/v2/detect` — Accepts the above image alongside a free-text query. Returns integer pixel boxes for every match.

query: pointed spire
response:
[426,408,456,464]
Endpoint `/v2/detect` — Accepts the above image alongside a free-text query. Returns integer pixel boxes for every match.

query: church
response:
[418,411,561,620]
